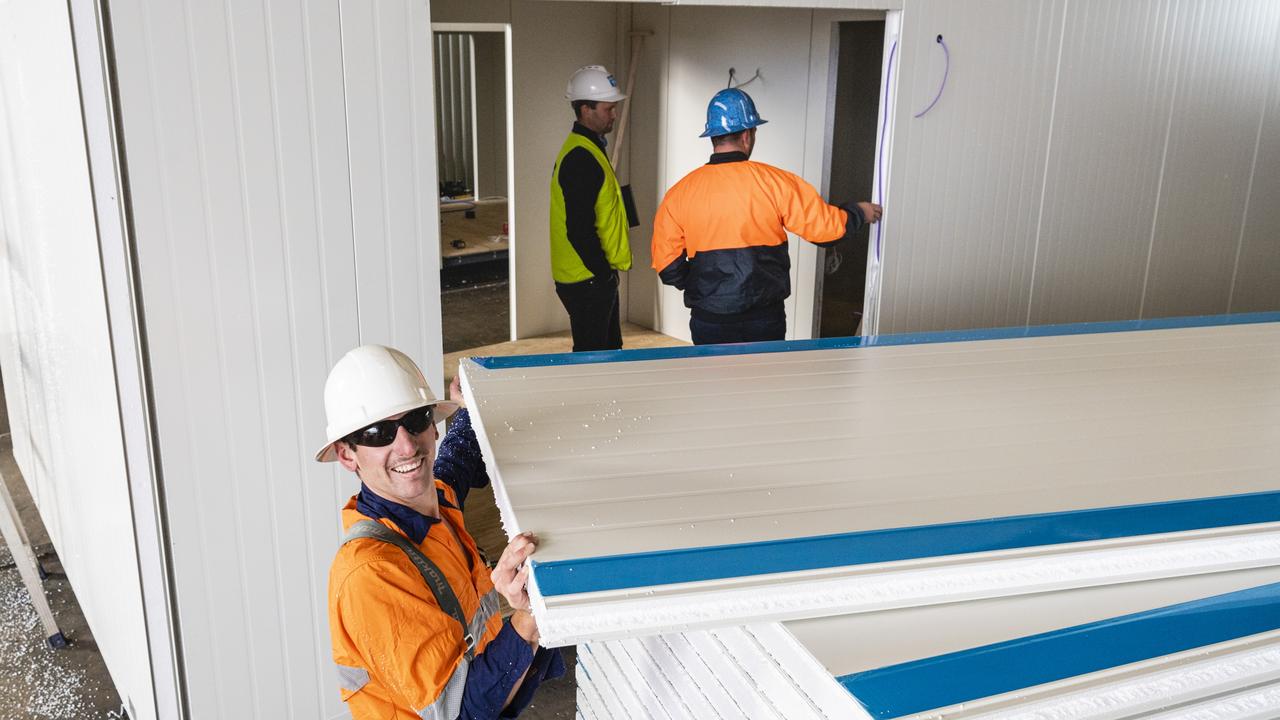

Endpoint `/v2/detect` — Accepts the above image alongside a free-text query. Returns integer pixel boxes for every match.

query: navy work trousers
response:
[555,270,622,352]
[689,301,786,345]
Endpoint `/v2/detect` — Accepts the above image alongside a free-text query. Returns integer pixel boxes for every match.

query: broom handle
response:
[610,35,646,171]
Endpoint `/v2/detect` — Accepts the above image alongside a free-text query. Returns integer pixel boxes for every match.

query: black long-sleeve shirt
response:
[557,122,612,281]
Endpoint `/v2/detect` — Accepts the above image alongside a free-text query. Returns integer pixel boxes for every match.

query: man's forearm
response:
[658,253,689,290]
[509,609,539,648]
[501,611,539,712]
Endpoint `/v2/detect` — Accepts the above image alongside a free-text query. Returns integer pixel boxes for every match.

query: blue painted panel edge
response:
[530,490,1280,597]
[838,580,1280,719]
[471,312,1280,369]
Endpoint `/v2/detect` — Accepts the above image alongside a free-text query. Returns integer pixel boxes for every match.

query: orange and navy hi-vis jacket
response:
[651,152,863,316]
[329,481,505,719]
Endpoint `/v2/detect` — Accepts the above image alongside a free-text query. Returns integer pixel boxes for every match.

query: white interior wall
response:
[511,2,625,338]
[106,0,443,716]
[0,3,153,718]
[873,0,1059,332]
[1232,27,1280,313]
[473,32,509,200]
[584,0,1280,338]
[878,0,1280,333]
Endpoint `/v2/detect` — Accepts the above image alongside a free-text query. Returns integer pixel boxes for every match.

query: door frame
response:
[801,9,901,340]
[432,22,518,341]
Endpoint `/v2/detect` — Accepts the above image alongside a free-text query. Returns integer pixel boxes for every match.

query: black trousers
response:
[689,301,786,345]
[555,271,622,352]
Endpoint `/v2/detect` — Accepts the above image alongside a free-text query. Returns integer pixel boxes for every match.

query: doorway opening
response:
[433,24,515,353]
[818,20,885,338]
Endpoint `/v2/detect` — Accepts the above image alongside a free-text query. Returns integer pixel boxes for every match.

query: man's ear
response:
[335,441,360,474]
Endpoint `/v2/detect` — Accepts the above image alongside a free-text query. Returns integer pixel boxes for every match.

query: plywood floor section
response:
[440,199,508,260]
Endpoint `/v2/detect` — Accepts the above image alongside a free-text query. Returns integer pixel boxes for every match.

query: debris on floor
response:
[0,515,125,719]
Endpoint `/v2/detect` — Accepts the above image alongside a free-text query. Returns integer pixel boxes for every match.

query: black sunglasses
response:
[345,405,435,448]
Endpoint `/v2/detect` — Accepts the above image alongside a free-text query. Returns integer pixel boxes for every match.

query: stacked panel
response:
[461,314,1280,646]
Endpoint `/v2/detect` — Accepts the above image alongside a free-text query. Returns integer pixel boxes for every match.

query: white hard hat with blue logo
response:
[566,65,627,103]
[700,88,768,138]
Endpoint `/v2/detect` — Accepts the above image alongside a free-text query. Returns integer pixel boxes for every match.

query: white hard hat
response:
[565,65,627,103]
[315,345,459,462]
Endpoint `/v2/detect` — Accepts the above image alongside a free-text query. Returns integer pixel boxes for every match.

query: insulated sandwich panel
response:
[460,314,1280,645]
[577,623,868,720]
[811,570,1280,719]
[575,569,1280,720]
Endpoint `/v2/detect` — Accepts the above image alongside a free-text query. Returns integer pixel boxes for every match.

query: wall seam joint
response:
[1024,0,1072,328]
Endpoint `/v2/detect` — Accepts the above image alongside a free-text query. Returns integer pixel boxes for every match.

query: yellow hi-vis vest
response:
[549,133,632,283]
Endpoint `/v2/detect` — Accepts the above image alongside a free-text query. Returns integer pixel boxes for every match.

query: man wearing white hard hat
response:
[319,345,563,719]
[549,64,633,352]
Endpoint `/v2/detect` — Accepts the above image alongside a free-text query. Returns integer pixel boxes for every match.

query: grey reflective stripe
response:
[416,657,469,720]
[467,590,500,643]
[342,520,476,659]
[335,662,370,693]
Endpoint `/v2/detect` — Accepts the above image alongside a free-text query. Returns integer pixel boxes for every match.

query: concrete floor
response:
[0,380,126,719]
[0,274,687,719]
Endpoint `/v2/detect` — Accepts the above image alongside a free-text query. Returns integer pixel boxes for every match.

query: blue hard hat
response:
[700,88,768,138]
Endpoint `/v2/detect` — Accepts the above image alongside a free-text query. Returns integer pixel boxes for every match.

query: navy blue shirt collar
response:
[708,150,749,164]
[572,121,608,152]
[356,483,456,545]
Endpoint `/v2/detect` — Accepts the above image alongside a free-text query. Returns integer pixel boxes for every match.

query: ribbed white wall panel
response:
[462,318,1280,646]
[1028,0,1180,325]
[467,322,1280,564]
[0,3,153,717]
[880,0,1063,333]
[1142,0,1279,319]
[582,571,1280,720]
[433,0,1280,338]
[788,568,1280,720]
[789,566,1280,680]
[341,0,447,370]
[880,0,1280,333]
[1232,25,1280,314]
[107,0,443,716]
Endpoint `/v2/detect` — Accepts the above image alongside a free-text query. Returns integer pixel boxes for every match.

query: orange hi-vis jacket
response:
[651,154,858,316]
[329,482,504,719]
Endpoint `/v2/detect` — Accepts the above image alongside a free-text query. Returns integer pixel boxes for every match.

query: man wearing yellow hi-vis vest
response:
[550,64,632,351]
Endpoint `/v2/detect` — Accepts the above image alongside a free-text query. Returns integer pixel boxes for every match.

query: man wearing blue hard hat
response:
[651,87,882,345]
[549,65,633,352]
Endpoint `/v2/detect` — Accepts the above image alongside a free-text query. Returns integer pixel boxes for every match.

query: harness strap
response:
[343,519,477,659]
